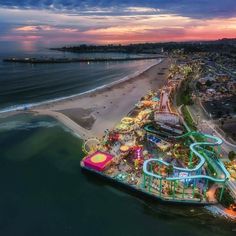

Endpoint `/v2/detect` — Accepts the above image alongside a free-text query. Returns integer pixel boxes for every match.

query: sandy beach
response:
[32,57,171,139]
[6,58,171,139]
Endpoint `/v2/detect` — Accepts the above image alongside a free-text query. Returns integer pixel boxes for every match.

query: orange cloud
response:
[15,26,39,31]
[82,16,236,44]
[1,7,235,45]
[14,25,79,33]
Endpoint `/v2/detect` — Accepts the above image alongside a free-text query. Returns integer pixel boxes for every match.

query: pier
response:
[80,85,230,205]
[3,56,166,64]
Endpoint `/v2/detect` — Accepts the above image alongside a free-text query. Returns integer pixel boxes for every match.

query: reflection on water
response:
[0,114,235,236]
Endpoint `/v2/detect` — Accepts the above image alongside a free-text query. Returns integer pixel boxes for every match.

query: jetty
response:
[3,56,166,64]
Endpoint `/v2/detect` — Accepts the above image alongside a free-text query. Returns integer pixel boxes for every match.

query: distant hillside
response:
[51,43,163,54]
[51,38,236,54]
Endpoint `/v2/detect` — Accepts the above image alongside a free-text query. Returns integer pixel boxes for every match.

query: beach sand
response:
[24,58,171,139]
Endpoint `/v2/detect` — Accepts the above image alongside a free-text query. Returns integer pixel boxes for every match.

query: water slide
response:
[143,130,230,183]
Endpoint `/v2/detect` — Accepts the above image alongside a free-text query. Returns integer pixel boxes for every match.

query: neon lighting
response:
[83,151,113,172]
[91,154,107,163]
[143,131,230,183]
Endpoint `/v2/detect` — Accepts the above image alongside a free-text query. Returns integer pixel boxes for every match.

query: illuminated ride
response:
[81,87,230,204]
[82,151,114,172]
[82,138,100,154]
[120,117,134,125]
[142,131,230,203]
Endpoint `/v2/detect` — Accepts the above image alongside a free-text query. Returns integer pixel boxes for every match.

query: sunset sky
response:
[0,0,236,51]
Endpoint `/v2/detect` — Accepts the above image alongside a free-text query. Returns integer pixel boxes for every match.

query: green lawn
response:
[182,105,197,131]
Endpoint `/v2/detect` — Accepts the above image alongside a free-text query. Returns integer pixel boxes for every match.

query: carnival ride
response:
[81,85,231,204]
[142,131,230,202]
[147,135,161,144]
[121,117,134,125]
[83,151,114,172]
[82,138,101,154]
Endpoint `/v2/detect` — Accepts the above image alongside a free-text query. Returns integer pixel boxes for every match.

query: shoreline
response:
[34,58,171,139]
[0,59,161,114]
[1,57,171,139]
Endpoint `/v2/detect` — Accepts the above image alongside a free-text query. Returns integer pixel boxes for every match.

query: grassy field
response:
[176,80,193,106]
[181,105,197,131]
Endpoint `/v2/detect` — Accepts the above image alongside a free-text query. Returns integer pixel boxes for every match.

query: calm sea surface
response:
[0,50,157,111]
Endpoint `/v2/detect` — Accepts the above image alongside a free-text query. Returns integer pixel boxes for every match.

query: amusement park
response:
[81,84,230,205]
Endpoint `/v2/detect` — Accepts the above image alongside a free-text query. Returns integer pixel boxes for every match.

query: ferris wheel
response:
[82,138,100,154]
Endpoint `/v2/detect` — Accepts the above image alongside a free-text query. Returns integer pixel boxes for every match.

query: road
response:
[187,103,236,154]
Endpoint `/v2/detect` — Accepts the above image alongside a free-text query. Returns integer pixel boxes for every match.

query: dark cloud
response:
[0,0,235,19]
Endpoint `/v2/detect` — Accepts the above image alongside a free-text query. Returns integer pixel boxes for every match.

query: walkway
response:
[32,109,92,139]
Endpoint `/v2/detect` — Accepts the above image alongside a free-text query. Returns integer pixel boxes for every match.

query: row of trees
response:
[51,43,163,54]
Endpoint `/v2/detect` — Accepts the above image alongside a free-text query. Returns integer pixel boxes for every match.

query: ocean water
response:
[0,50,158,112]
[0,114,235,236]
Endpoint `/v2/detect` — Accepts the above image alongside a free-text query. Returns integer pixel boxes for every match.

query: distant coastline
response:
[50,38,236,54]
[50,43,164,54]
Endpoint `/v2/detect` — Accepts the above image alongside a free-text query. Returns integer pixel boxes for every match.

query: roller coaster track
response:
[143,128,230,183]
